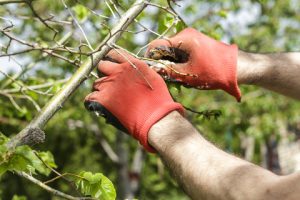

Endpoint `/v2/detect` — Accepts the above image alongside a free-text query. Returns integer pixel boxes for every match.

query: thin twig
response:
[112,43,139,58]
[1,62,35,89]
[146,2,177,17]
[17,172,89,200]
[110,45,153,89]
[134,19,160,36]
[2,79,69,94]
[0,92,23,112]
[61,0,94,51]
[0,0,25,5]
[23,94,41,111]
[77,2,109,19]
[12,14,72,25]
[0,16,14,30]
[1,30,80,66]
[43,173,87,185]
[90,122,120,163]
[105,0,117,18]
[136,17,179,56]
[167,0,187,26]
[0,69,53,96]
[33,151,83,197]
[25,0,58,35]
[109,0,121,17]
[1,31,73,89]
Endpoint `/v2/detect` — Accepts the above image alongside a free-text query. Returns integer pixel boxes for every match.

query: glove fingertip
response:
[226,84,242,102]
[84,100,129,133]
[98,60,121,76]
[235,88,242,102]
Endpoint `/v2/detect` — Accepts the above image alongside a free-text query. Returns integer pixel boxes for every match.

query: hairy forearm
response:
[149,111,300,200]
[237,51,300,100]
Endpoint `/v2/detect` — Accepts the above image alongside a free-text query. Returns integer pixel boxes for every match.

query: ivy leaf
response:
[75,171,116,200]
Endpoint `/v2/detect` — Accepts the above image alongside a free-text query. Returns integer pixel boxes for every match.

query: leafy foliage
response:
[0,133,57,176]
[75,171,116,200]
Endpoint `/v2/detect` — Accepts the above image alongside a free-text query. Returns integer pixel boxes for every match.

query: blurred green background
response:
[1,0,300,199]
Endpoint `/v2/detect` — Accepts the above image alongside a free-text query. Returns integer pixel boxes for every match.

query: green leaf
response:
[0,162,9,177]
[12,195,27,200]
[158,13,174,33]
[218,10,228,18]
[0,134,9,155]
[8,154,29,172]
[99,174,116,200]
[0,133,9,145]
[75,171,116,200]
[163,13,174,28]
[14,146,43,174]
[175,21,186,32]
[0,134,12,176]
[73,4,90,22]
[37,151,57,169]
[0,133,56,177]
[167,82,181,96]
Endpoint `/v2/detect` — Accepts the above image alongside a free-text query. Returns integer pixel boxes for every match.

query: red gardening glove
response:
[84,50,184,152]
[146,28,241,101]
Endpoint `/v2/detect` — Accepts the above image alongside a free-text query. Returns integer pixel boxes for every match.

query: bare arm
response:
[149,111,300,200]
[237,51,300,100]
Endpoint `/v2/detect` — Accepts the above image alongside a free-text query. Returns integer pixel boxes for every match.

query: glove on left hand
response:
[84,50,184,152]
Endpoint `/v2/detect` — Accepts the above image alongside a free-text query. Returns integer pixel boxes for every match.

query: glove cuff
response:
[136,102,184,153]
[221,44,241,102]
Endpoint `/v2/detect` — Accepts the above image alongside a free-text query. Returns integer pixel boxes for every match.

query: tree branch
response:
[90,123,120,164]
[7,0,149,150]
[17,172,90,200]
[61,0,93,50]
[0,0,25,5]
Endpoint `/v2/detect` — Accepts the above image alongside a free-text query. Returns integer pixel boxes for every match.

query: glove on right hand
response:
[146,28,241,101]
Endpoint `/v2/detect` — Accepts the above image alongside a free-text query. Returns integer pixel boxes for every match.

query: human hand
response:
[84,50,184,152]
[146,28,241,101]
